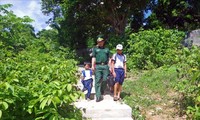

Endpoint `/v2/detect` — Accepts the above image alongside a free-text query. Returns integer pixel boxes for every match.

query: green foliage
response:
[106,34,128,53]
[0,43,81,119]
[126,28,200,119]
[0,5,81,119]
[127,28,185,69]
[40,0,151,49]
[174,46,200,119]
[0,4,35,55]
[147,0,200,31]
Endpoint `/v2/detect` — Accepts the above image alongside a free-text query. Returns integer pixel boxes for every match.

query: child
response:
[80,62,93,101]
[111,44,127,101]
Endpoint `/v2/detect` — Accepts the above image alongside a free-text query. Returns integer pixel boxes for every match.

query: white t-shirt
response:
[81,69,92,80]
[112,53,126,68]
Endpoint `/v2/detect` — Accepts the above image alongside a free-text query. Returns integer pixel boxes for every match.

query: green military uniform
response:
[92,46,110,99]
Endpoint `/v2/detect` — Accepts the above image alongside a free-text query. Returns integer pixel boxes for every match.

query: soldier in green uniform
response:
[91,37,110,102]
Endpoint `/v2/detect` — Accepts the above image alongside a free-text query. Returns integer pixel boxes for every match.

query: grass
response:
[122,66,180,119]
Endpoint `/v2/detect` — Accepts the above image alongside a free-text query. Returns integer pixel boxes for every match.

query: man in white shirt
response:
[111,44,127,101]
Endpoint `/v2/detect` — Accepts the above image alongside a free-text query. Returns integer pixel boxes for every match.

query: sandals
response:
[113,97,118,101]
[118,97,121,100]
[113,97,122,101]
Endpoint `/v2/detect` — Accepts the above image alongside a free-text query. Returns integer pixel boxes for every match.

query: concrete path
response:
[74,65,133,120]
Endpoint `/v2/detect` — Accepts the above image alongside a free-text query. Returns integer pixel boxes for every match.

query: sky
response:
[0,0,52,33]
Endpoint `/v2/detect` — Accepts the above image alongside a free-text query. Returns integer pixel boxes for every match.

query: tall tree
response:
[41,0,150,49]
[0,4,36,52]
[146,0,200,31]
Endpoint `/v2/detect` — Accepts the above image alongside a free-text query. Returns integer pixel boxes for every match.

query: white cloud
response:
[0,0,52,33]
[45,25,52,30]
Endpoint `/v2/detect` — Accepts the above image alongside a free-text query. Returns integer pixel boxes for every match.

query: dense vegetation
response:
[40,0,200,49]
[1,0,200,119]
[0,4,81,119]
[124,29,200,119]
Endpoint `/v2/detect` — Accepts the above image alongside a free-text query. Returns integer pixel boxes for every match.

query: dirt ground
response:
[126,73,187,120]
[140,90,187,120]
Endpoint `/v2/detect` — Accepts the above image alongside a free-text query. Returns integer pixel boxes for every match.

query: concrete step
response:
[75,95,132,119]
[76,65,133,120]
[91,117,133,120]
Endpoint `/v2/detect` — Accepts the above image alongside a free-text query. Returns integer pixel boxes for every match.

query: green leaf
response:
[52,100,57,109]
[2,101,8,110]
[27,108,32,114]
[70,94,76,101]
[43,112,50,119]
[57,90,62,96]
[41,66,45,71]
[4,82,10,89]
[40,97,48,110]
[13,79,19,82]
[47,97,52,106]
[8,85,14,94]
[67,84,72,92]
[49,115,56,120]
[197,96,200,102]
[53,81,60,86]
[0,110,2,119]
[52,97,61,104]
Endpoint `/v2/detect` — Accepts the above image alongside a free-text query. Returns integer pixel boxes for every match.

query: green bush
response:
[0,41,81,119]
[174,46,200,119]
[127,28,185,70]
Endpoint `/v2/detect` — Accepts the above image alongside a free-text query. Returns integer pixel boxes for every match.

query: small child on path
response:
[80,62,93,101]
[111,44,127,101]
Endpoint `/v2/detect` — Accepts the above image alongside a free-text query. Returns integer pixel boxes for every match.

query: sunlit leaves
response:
[0,47,81,119]
[0,4,35,55]
[127,28,185,69]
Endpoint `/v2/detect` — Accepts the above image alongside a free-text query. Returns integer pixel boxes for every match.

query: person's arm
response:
[108,57,112,72]
[111,54,116,77]
[124,62,127,78]
[124,54,127,77]
[91,57,96,71]
[91,47,96,71]
[111,60,116,77]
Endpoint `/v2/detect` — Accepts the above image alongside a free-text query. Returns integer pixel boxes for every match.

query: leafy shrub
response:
[175,46,200,119]
[127,28,185,70]
[0,41,81,119]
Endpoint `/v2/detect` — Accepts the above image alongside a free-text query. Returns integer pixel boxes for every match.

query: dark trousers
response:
[95,65,109,98]
[82,78,93,99]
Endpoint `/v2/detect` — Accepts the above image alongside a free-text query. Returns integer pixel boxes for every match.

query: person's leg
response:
[81,80,87,92]
[101,65,109,95]
[84,79,93,99]
[114,82,119,101]
[113,68,121,101]
[118,69,125,100]
[95,66,102,101]
[117,85,122,99]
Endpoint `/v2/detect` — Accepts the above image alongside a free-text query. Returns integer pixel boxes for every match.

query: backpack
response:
[113,53,125,64]
[107,73,115,87]
[82,69,92,77]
